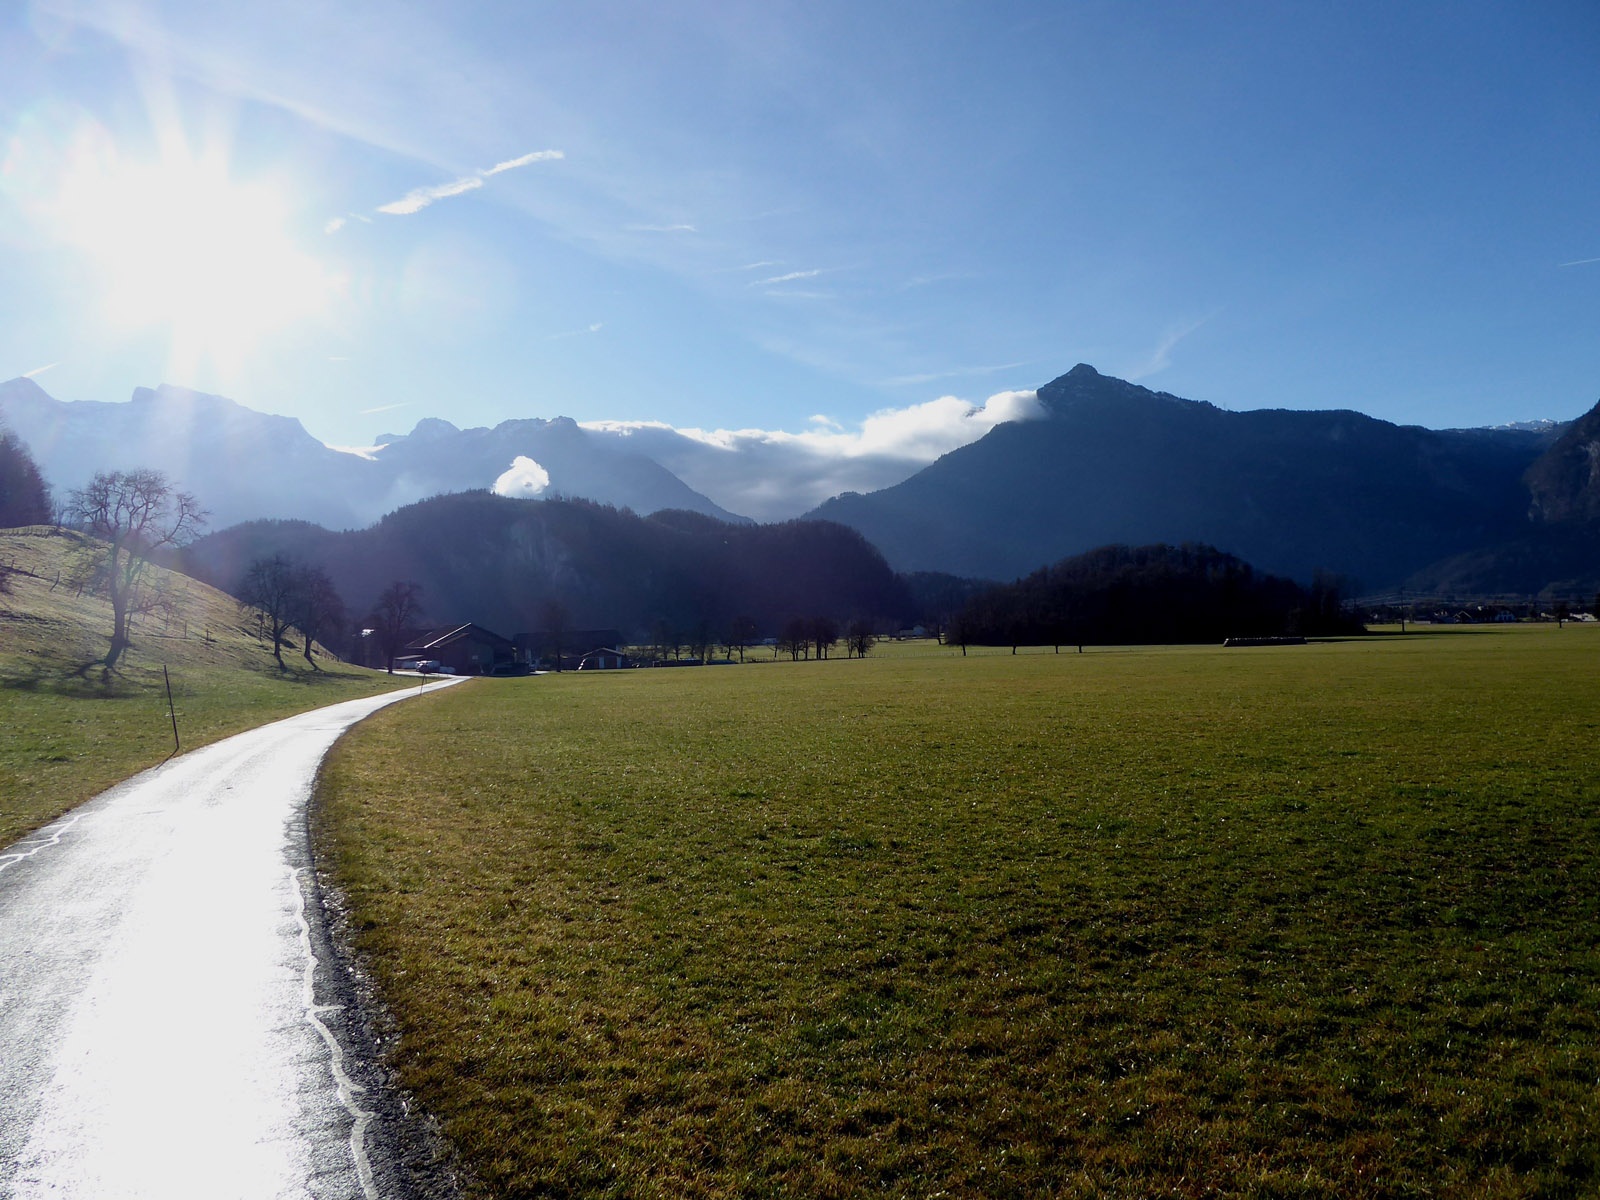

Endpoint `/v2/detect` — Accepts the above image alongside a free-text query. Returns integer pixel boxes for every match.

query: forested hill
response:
[950,543,1361,647]
[177,492,915,640]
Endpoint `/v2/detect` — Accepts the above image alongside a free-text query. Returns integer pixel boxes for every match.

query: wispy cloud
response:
[710,260,779,274]
[324,214,373,234]
[901,271,976,290]
[754,268,823,286]
[883,361,1030,387]
[547,322,604,340]
[360,401,412,415]
[1128,316,1210,380]
[378,175,485,215]
[485,150,563,176]
[376,149,563,217]
[626,223,697,233]
[1558,256,1600,268]
[23,362,60,379]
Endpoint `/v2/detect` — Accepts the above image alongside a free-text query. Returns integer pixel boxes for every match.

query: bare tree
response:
[810,615,839,661]
[293,566,346,669]
[726,614,758,663]
[846,617,876,659]
[239,554,302,669]
[369,581,425,673]
[68,469,206,671]
[778,615,810,661]
[537,597,570,671]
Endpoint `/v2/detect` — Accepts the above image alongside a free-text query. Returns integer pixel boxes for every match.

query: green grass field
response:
[316,627,1600,1198]
[0,525,409,848]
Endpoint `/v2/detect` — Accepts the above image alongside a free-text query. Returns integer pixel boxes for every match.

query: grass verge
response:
[316,626,1600,1198]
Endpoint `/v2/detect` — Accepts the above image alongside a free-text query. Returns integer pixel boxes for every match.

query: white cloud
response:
[626,223,697,233]
[23,362,60,379]
[360,401,410,415]
[581,388,1044,520]
[377,149,562,216]
[494,455,552,498]
[484,150,564,175]
[326,443,384,460]
[324,216,346,234]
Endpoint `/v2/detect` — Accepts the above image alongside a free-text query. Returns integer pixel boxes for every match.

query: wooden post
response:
[164,665,180,756]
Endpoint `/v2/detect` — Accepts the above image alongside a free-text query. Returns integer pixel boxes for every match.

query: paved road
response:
[0,678,464,1199]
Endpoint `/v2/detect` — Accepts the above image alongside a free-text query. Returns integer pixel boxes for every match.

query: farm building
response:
[516,628,624,670]
[403,623,517,675]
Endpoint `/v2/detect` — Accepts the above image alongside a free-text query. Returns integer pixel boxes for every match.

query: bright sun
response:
[50,136,338,374]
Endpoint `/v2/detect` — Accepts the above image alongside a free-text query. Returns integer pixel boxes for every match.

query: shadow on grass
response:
[4,657,187,700]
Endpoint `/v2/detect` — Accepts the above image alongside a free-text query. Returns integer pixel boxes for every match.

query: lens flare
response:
[5,107,340,378]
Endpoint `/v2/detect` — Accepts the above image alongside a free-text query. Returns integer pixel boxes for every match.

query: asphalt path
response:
[0,676,465,1199]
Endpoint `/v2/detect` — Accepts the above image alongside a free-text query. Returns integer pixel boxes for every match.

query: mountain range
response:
[6,365,1598,595]
[0,378,742,530]
[810,364,1574,589]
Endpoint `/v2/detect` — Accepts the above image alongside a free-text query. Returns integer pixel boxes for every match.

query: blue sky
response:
[1,0,1597,452]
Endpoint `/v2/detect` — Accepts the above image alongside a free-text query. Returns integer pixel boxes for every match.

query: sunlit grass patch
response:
[317,626,1600,1197]
[0,525,408,847]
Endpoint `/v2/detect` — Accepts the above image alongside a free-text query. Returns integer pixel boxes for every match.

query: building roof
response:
[408,622,515,651]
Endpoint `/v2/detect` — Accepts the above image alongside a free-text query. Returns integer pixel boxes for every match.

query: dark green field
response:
[315,628,1600,1198]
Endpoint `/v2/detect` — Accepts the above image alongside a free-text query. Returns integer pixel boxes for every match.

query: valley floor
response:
[316,628,1599,1198]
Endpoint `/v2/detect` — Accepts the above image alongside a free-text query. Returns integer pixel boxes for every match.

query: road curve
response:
[0,677,466,1199]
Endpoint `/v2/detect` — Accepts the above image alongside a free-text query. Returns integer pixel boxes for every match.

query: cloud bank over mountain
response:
[582,388,1043,520]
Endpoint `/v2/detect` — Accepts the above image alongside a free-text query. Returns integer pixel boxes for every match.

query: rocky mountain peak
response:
[1523,397,1600,523]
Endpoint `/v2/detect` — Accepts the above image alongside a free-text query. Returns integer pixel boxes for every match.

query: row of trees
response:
[631,613,879,664]
[235,554,349,669]
[773,615,876,661]
[238,557,430,674]
[948,543,1361,650]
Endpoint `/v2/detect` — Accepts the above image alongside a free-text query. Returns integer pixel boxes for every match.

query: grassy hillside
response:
[0,525,409,849]
[317,626,1600,1197]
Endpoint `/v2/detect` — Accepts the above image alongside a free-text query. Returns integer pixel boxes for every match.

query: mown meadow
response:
[315,627,1600,1198]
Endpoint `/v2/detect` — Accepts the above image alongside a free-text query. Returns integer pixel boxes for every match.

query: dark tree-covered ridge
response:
[951,543,1361,648]
[0,426,51,529]
[180,492,915,645]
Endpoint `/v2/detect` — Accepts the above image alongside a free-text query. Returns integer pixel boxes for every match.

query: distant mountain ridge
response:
[0,378,743,529]
[7,366,1595,597]
[808,364,1571,590]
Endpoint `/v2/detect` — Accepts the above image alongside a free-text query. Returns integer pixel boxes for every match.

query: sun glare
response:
[45,130,338,375]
